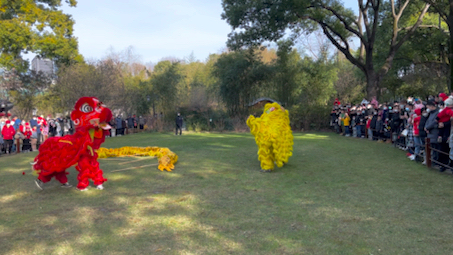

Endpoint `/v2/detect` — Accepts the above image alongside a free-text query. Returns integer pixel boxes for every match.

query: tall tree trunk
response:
[449,32,453,93]
[448,12,453,93]
[366,71,380,99]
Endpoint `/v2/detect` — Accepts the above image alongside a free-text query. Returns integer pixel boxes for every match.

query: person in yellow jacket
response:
[340,111,351,136]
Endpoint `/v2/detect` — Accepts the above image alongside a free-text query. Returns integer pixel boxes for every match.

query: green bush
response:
[289,104,331,131]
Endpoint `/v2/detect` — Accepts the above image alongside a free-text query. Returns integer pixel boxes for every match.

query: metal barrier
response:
[335,126,453,172]
[424,138,453,171]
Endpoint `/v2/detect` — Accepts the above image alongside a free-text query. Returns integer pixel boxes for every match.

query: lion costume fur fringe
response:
[98,146,178,172]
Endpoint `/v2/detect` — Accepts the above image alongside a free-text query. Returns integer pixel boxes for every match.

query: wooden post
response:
[16,138,20,154]
[425,138,431,168]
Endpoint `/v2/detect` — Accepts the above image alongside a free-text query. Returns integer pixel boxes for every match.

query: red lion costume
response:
[33,97,113,191]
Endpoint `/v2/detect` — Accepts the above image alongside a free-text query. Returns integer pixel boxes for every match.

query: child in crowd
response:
[22,123,32,152]
[341,111,351,137]
[410,108,422,161]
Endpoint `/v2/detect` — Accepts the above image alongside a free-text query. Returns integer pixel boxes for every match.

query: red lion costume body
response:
[33,97,113,191]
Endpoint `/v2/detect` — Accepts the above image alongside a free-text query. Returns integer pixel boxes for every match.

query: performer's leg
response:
[92,168,107,186]
[76,157,91,190]
[76,154,107,189]
[54,171,69,184]
[35,171,57,190]
[258,144,274,171]
[38,172,54,183]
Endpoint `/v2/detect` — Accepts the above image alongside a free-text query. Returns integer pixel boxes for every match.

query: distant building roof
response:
[248,97,280,107]
[31,56,54,75]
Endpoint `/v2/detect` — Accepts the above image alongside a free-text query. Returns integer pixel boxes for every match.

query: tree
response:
[221,0,431,99]
[371,9,449,96]
[0,0,83,71]
[271,40,303,107]
[1,69,52,119]
[213,49,271,116]
[51,60,126,113]
[334,53,365,103]
[150,61,183,114]
[419,0,453,91]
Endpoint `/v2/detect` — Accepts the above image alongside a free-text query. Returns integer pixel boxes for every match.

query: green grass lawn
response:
[1,132,453,254]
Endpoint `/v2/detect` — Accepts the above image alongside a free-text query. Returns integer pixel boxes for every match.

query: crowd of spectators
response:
[331,93,453,171]
[0,113,153,156]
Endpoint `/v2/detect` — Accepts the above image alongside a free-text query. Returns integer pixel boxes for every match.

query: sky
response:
[28,0,360,65]
[59,0,232,64]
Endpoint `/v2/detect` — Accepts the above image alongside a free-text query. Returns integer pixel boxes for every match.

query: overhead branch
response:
[360,0,371,37]
[380,2,431,76]
[309,18,366,73]
[369,0,380,48]
[398,24,449,35]
[391,0,396,18]
[392,3,431,49]
[423,0,448,21]
[358,7,365,61]
[306,3,367,46]
[395,0,410,20]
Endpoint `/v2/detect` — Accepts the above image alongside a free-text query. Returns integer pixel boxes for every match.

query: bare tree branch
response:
[380,2,431,76]
[307,3,367,46]
[398,24,449,34]
[315,20,366,73]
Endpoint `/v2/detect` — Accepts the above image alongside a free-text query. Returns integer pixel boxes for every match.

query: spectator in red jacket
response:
[1,120,15,154]
[366,114,372,140]
[334,98,341,106]
[436,97,453,144]
[22,123,32,152]
[409,108,422,160]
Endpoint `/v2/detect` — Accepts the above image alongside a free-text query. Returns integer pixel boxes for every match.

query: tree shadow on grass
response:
[0,132,333,254]
[4,132,452,254]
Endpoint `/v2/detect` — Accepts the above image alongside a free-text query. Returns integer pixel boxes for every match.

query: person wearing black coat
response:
[376,115,384,141]
[356,112,365,138]
[370,111,378,140]
[418,108,428,144]
[330,108,340,133]
[424,101,446,170]
[175,113,183,135]
[389,106,403,144]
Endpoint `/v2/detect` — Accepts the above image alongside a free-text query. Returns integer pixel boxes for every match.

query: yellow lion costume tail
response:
[247,102,293,171]
[97,146,178,172]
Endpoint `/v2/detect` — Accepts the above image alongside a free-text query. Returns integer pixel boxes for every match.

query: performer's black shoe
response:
[34,179,44,190]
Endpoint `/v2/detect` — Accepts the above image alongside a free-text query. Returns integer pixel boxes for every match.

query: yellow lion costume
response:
[246,102,293,172]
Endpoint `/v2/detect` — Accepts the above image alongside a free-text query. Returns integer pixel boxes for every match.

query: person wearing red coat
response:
[1,120,15,154]
[22,123,32,152]
[333,98,341,106]
[410,109,422,161]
